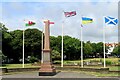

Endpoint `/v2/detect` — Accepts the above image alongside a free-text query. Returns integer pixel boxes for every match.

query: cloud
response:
[2,0,120,2]
[0,3,2,22]
[2,2,119,43]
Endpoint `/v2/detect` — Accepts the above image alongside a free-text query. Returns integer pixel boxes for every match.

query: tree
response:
[50,36,61,53]
[0,51,7,64]
[63,36,80,60]
[28,56,38,63]
[1,23,13,63]
[93,42,109,58]
[24,28,42,61]
[51,50,61,61]
[9,30,23,63]
[1,22,112,62]
[91,43,98,57]
[83,41,93,58]
[0,23,8,32]
[112,45,120,57]
[50,35,81,60]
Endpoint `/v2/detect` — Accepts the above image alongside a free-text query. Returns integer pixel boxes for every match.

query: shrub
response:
[29,56,38,63]
[106,60,112,65]
[53,61,61,64]
[52,50,61,61]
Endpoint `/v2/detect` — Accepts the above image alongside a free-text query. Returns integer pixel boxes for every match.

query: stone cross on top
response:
[43,20,54,50]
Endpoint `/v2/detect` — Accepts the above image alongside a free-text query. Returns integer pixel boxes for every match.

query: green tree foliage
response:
[50,35,81,60]
[1,24,43,63]
[51,50,61,61]
[9,30,23,63]
[112,45,120,57]
[83,41,93,58]
[1,23,13,63]
[28,56,38,63]
[63,36,80,60]
[91,43,97,57]
[0,51,7,64]
[1,23,111,63]
[24,28,42,60]
[50,36,61,53]
[0,23,8,32]
[91,42,108,58]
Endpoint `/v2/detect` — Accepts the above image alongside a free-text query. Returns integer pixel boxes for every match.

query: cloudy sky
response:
[1,0,119,43]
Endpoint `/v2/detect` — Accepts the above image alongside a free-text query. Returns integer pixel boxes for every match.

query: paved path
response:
[2,71,97,78]
[1,71,119,80]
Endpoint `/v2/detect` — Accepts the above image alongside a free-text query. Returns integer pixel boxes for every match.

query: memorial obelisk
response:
[39,20,56,76]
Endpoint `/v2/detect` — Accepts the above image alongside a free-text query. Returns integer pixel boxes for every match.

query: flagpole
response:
[81,24,83,68]
[23,27,25,68]
[61,10,76,67]
[41,18,44,63]
[61,10,64,67]
[103,20,106,68]
[41,30,43,63]
[61,21,64,67]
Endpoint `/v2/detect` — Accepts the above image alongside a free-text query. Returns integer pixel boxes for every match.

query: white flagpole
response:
[41,18,45,63]
[103,21,106,68]
[41,30,43,63]
[61,21,64,67]
[23,28,25,68]
[81,25,83,67]
[61,10,65,67]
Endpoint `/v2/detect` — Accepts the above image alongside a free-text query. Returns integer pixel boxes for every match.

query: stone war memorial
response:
[39,20,56,76]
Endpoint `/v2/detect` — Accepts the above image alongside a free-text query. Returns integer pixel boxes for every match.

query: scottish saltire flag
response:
[82,17,93,24]
[64,11,76,17]
[105,16,118,25]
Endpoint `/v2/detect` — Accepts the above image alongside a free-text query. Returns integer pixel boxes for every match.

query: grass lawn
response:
[1,63,40,69]
[60,70,120,77]
[1,58,120,71]
[1,63,120,77]
[83,65,120,71]
[54,58,120,71]
[84,71,120,77]
[1,64,119,71]
[109,66,120,71]
[55,58,119,64]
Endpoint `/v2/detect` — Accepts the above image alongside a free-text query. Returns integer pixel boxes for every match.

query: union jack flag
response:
[64,11,76,17]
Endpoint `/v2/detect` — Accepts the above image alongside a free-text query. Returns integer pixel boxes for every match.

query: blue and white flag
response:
[105,16,118,25]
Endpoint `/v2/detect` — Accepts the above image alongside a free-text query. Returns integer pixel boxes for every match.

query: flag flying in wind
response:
[25,21,36,26]
[49,22,54,24]
[81,24,83,27]
[82,17,93,24]
[64,11,76,17]
[44,20,54,24]
[105,16,118,25]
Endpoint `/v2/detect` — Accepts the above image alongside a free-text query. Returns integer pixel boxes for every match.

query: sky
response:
[0,0,119,43]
